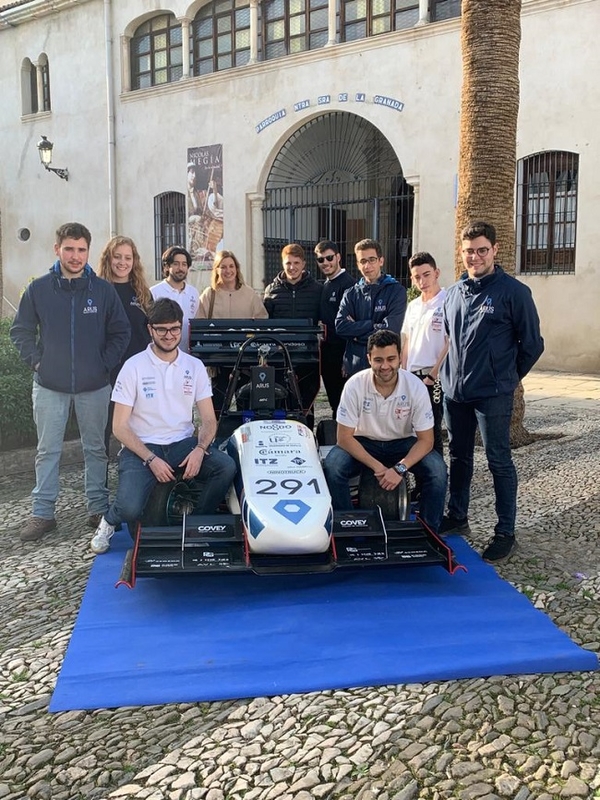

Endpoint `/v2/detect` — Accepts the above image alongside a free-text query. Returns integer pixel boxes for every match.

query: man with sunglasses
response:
[440,221,544,563]
[335,238,407,377]
[90,298,236,554]
[315,240,355,416]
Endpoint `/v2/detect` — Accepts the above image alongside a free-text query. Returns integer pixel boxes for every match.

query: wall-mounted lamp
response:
[37,135,69,181]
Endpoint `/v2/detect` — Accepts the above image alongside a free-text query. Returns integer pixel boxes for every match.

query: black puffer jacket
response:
[263,271,323,324]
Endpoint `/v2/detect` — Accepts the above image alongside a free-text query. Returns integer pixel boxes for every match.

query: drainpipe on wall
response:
[104,0,117,236]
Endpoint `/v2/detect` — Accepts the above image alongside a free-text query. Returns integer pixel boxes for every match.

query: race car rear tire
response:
[357,468,409,521]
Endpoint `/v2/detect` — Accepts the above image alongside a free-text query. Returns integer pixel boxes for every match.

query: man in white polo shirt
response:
[151,246,199,353]
[90,298,236,554]
[323,329,447,535]
[401,251,448,456]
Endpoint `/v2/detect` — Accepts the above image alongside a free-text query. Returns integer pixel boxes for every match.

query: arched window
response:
[131,14,183,89]
[263,0,329,60]
[340,0,419,42]
[154,192,186,278]
[192,0,251,76]
[517,151,578,275]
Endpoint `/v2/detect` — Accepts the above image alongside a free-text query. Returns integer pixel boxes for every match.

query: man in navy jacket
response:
[10,223,130,543]
[440,220,544,562]
[335,239,406,376]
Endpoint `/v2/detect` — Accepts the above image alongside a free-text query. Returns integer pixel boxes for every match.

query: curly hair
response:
[211,250,244,291]
[97,236,152,311]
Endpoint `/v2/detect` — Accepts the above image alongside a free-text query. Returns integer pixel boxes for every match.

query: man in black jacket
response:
[10,222,130,543]
[440,220,544,562]
[263,244,323,427]
[315,240,355,417]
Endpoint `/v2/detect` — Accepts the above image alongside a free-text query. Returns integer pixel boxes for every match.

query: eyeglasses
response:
[316,254,336,264]
[151,325,182,337]
[358,256,380,266]
[462,247,491,257]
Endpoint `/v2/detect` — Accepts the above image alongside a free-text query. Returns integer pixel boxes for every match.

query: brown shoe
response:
[21,516,57,542]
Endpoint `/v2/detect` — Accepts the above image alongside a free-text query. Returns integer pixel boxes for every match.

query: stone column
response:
[180,17,191,78]
[249,0,258,64]
[248,192,266,289]
[121,35,131,92]
[415,0,429,26]
[326,0,337,46]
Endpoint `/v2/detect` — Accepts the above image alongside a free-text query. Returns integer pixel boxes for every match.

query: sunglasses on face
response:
[316,254,336,264]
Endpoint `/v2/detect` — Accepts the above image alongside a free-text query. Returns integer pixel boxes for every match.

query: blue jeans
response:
[323,437,447,534]
[32,383,111,519]
[444,393,517,535]
[105,437,237,525]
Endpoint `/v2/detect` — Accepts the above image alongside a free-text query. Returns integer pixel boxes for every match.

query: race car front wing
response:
[117,509,466,588]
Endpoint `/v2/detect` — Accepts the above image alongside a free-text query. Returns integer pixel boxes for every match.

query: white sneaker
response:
[90,517,116,554]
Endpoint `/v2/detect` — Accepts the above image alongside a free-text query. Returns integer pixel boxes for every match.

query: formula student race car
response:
[117,324,464,588]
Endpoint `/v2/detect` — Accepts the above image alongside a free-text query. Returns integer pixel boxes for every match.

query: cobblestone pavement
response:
[1,374,599,800]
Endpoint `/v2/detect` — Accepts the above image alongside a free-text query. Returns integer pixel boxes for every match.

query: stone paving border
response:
[1,376,599,800]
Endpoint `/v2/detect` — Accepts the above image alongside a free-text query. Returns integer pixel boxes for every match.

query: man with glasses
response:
[151,246,199,353]
[335,238,407,376]
[90,298,236,554]
[440,220,544,562]
[314,240,355,416]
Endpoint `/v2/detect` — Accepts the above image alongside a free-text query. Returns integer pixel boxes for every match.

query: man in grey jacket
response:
[10,222,130,543]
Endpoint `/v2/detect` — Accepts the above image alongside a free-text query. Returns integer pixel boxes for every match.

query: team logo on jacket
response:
[374,300,387,312]
[480,296,495,314]
[82,298,98,314]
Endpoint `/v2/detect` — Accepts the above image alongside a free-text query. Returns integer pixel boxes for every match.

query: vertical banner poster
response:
[187,145,224,289]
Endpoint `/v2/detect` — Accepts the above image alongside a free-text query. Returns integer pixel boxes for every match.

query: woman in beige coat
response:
[198,251,267,320]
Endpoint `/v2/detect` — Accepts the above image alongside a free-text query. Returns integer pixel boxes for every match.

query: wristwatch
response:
[393,462,408,476]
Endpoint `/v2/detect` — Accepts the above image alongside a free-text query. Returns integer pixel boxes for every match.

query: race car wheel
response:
[357,468,409,521]
[140,479,196,526]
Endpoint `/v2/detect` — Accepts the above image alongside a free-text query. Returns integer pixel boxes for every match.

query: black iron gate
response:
[262,176,414,286]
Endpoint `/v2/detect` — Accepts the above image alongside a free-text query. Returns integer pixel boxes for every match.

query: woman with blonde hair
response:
[97,236,152,468]
[198,250,267,319]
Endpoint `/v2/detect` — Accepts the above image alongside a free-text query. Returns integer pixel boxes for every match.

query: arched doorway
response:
[262,112,413,284]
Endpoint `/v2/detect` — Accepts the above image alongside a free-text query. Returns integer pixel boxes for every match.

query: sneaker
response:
[439,516,471,536]
[90,517,116,554]
[20,516,57,542]
[482,534,516,563]
[87,513,103,529]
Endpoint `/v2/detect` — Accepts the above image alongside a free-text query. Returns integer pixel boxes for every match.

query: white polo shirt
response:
[401,288,447,372]
[150,280,200,353]
[112,345,212,444]
[337,368,433,441]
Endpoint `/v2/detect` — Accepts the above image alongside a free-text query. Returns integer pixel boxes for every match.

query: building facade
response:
[1,0,598,370]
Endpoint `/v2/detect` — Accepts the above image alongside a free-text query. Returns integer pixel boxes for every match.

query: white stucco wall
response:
[1,0,598,370]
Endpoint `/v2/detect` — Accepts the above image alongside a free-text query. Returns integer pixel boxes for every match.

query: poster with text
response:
[187,145,223,290]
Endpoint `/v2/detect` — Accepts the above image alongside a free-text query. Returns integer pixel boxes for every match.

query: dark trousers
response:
[444,393,517,535]
[321,341,348,418]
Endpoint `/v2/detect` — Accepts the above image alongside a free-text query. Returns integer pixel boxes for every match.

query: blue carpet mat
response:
[50,531,598,711]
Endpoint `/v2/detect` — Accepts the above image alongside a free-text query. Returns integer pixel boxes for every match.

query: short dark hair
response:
[147,298,183,326]
[56,223,91,247]
[314,240,338,255]
[367,329,401,355]
[409,251,437,270]
[461,220,496,245]
[355,239,382,258]
[162,246,192,273]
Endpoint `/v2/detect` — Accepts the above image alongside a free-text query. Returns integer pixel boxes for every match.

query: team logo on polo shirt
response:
[183,369,193,395]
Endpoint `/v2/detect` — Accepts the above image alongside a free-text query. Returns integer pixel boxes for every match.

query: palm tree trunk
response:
[456,0,532,445]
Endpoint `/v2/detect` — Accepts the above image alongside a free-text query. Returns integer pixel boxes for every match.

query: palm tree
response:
[455,0,532,445]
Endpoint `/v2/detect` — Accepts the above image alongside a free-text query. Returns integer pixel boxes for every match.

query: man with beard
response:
[90,298,236,554]
[323,330,446,536]
[151,246,199,352]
